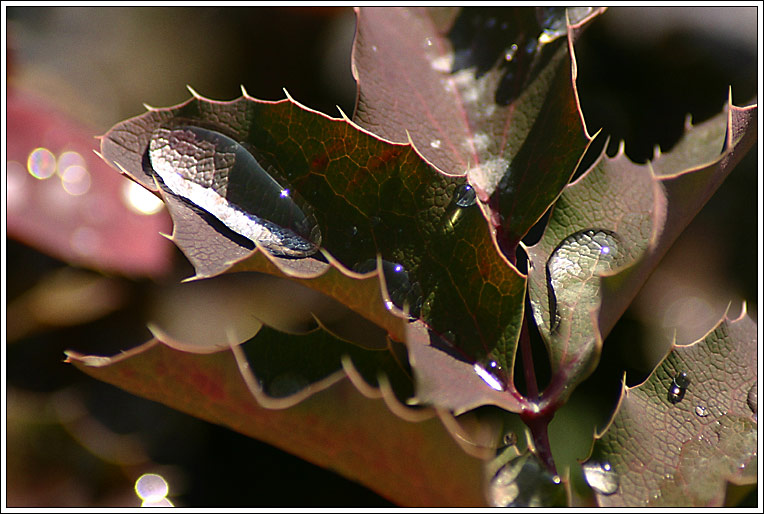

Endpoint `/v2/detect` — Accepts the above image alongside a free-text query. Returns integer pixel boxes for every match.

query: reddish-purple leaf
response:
[352,7,605,255]
[581,308,756,506]
[6,88,173,277]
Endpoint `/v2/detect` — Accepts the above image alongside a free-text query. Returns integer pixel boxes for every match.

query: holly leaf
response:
[352,6,605,253]
[97,90,528,415]
[526,96,757,405]
[580,307,757,507]
[64,334,488,507]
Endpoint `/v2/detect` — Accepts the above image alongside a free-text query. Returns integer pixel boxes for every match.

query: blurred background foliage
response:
[4,6,758,507]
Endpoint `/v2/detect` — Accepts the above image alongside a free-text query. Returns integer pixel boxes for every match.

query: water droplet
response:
[453,183,477,207]
[504,43,519,61]
[149,126,321,257]
[747,381,757,420]
[582,460,619,495]
[695,405,708,417]
[502,432,517,447]
[473,359,505,391]
[425,37,433,47]
[546,229,622,331]
[489,452,562,507]
[429,139,442,149]
[668,371,689,404]
[354,259,422,319]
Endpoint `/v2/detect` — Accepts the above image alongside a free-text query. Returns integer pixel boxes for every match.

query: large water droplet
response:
[490,452,563,507]
[149,126,321,257]
[747,381,757,420]
[546,229,622,331]
[668,371,689,404]
[582,460,619,495]
[454,183,477,207]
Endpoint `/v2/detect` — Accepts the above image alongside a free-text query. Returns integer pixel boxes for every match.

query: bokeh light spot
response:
[61,165,91,196]
[7,160,29,210]
[122,180,165,215]
[135,473,172,506]
[70,226,100,256]
[27,147,57,179]
[57,150,87,175]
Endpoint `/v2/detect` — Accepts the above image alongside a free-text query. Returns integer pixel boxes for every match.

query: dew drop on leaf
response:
[747,381,757,420]
[695,404,708,417]
[453,183,477,207]
[502,431,518,447]
[490,453,563,507]
[354,259,423,320]
[667,371,689,404]
[582,460,619,496]
[545,229,621,331]
[149,126,321,257]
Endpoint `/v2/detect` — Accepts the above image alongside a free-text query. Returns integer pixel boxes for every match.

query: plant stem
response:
[518,317,558,476]
[519,318,539,402]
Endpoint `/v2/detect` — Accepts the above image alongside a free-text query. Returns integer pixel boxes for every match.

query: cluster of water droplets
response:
[148,125,321,258]
[667,371,690,404]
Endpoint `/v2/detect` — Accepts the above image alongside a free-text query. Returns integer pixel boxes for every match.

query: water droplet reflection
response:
[546,229,622,331]
[149,126,321,257]
[582,460,619,495]
[429,139,442,149]
[695,405,708,417]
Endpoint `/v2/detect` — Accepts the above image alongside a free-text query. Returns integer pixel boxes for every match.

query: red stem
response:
[517,317,558,476]
[518,319,539,402]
